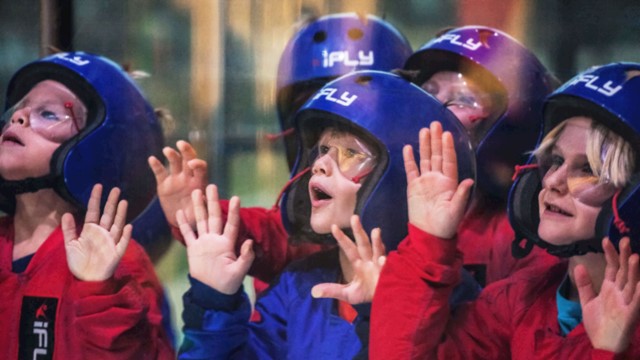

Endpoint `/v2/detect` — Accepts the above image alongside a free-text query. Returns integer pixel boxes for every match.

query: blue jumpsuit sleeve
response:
[179,276,252,360]
[352,303,371,360]
[179,274,292,360]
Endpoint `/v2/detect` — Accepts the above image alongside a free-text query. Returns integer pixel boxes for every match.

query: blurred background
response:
[2,0,639,345]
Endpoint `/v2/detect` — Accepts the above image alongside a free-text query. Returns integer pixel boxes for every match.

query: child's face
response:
[537,117,615,245]
[0,80,86,180]
[421,71,493,133]
[308,128,375,234]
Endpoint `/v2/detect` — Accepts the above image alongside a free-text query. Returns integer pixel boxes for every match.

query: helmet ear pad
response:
[508,166,541,256]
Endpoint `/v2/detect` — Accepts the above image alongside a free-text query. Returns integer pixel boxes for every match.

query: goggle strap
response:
[351,167,373,184]
[512,163,539,182]
[272,167,311,210]
[64,102,81,133]
[611,189,630,234]
[511,236,534,259]
[265,128,295,142]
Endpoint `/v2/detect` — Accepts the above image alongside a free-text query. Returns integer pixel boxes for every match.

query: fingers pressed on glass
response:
[223,195,241,242]
[442,131,458,180]
[206,185,223,234]
[429,121,443,173]
[419,127,431,174]
[100,187,121,228]
[177,209,197,245]
[61,213,78,242]
[85,184,103,224]
[625,253,640,303]
[116,224,133,253]
[192,189,208,235]
[371,227,385,261]
[603,237,619,283]
[617,237,632,290]
[331,224,358,262]
[106,199,127,239]
[351,215,373,260]
[403,144,419,183]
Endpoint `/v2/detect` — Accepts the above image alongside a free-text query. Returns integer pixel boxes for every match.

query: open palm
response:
[577,237,640,353]
[312,215,386,304]
[62,184,132,281]
[404,122,474,239]
[179,184,255,295]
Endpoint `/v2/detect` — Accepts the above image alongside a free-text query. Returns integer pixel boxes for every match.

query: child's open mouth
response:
[0,132,24,146]
[312,186,332,201]
[545,202,572,216]
[309,181,334,207]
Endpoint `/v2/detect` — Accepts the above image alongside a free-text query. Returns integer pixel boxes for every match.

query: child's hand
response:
[148,140,208,227]
[62,184,132,281]
[404,121,474,239]
[179,184,254,295]
[311,215,386,304]
[577,237,640,353]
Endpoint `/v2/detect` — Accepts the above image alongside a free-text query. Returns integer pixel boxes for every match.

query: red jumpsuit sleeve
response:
[371,224,513,359]
[590,349,625,360]
[72,241,174,359]
[172,200,323,283]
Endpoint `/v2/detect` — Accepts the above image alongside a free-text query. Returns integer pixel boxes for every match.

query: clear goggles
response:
[309,131,377,183]
[1,99,83,143]
[422,72,493,113]
[537,153,618,207]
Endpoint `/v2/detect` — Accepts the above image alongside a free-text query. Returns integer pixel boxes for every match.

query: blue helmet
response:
[280,70,476,250]
[509,62,640,257]
[405,26,558,200]
[0,52,163,222]
[276,12,413,170]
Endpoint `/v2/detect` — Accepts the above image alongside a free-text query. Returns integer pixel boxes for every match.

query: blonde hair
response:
[533,118,636,187]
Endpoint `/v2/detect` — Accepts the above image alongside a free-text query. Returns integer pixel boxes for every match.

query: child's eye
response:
[318,145,330,155]
[580,163,594,176]
[422,81,439,96]
[344,148,359,158]
[549,154,564,168]
[445,92,478,109]
[37,106,64,122]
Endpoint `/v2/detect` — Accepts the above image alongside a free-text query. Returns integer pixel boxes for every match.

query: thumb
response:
[115,224,133,258]
[452,178,474,207]
[237,239,255,270]
[311,283,348,301]
[61,213,78,245]
[575,264,597,307]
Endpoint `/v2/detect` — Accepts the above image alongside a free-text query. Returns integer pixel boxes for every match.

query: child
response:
[371,62,640,358]
[398,25,561,286]
[0,52,174,359]
[176,70,478,359]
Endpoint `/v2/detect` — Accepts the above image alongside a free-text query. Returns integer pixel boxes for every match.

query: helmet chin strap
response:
[0,174,58,195]
[511,233,603,258]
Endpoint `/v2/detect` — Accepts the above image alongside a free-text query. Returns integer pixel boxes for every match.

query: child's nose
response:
[312,153,336,176]
[10,107,31,127]
[542,165,569,194]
